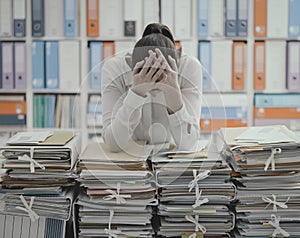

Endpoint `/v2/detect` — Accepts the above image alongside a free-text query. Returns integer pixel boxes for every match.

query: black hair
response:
[142,23,175,44]
[132,23,178,70]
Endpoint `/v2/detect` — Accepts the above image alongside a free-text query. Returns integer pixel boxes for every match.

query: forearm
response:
[168,103,201,150]
[103,89,148,152]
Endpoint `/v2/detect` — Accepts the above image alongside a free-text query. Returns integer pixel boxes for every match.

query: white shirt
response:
[101,53,203,152]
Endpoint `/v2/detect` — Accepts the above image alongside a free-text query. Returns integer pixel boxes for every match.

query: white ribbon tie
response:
[185,214,206,235]
[262,194,289,212]
[103,183,131,204]
[18,147,45,173]
[104,210,120,238]
[264,148,281,171]
[268,214,290,237]
[192,186,209,208]
[188,170,210,192]
[16,195,39,222]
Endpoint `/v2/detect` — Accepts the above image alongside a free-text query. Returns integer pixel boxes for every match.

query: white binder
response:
[211,40,233,92]
[265,41,286,91]
[210,0,224,37]
[99,0,123,38]
[174,0,191,39]
[45,0,64,36]
[267,0,288,38]
[59,41,80,91]
[161,0,175,35]
[0,0,12,37]
[123,0,142,37]
[143,0,159,28]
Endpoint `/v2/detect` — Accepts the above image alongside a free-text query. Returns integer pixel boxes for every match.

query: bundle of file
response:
[74,142,157,238]
[218,125,300,237]
[151,141,236,237]
[0,131,81,229]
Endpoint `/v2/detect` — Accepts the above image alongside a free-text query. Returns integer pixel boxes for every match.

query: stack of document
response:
[218,125,300,237]
[75,142,157,238]
[0,131,81,223]
[151,141,235,237]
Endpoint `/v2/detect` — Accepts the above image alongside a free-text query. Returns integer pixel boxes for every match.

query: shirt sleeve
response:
[167,56,203,150]
[101,57,149,152]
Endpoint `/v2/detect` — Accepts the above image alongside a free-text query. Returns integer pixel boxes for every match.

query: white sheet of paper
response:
[6,131,53,145]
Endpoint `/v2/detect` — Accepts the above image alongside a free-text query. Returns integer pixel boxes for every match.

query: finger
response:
[155,48,171,71]
[168,55,178,71]
[152,68,166,82]
[147,55,164,78]
[140,50,156,75]
[132,60,145,75]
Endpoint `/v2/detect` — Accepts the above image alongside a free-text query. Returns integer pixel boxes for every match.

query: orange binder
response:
[0,101,27,115]
[232,41,245,90]
[254,41,266,90]
[87,0,99,37]
[200,119,247,131]
[102,42,115,61]
[254,107,300,119]
[254,0,267,37]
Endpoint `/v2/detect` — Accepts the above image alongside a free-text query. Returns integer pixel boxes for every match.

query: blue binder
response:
[237,0,248,36]
[288,0,300,37]
[45,41,59,89]
[13,0,26,37]
[201,106,247,120]
[197,0,209,37]
[225,0,237,36]
[32,41,45,89]
[90,41,103,90]
[31,0,45,37]
[64,0,77,37]
[254,93,300,107]
[198,41,211,91]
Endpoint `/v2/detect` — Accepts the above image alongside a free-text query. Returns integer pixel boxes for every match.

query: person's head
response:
[131,23,178,70]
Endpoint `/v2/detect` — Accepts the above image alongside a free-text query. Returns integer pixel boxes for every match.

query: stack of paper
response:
[151,141,235,237]
[74,142,157,237]
[0,131,81,224]
[218,125,300,237]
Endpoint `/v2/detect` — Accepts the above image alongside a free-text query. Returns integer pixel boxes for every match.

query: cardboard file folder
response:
[31,41,45,89]
[45,0,64,37]
[265,41,286,91]
[225,0,237,37]
[31,0,45,37]
[102,42,115,62]
[254,107,300,119]
[287,41,300,90]
[14,42,27,89]
[288,0,300,37]
[237,0,248,36]
[0,101,26,115]
[99,0,123,38]
[124,0,142,37]
[64,0,77,37]
[0,0,12,37]
[254,0,267,37]
[254,41,266,90]
[209,0,224,37]
[232,41,245,90]
[86,0,99,37]
[1,42,14,89]
[13,0,26,37]
[267,0,288,38]
[197,0,209,37]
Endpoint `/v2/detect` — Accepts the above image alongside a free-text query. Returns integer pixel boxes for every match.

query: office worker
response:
[101,23,202,152]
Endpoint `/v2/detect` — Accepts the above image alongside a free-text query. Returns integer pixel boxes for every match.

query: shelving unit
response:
[1,0,299,148]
